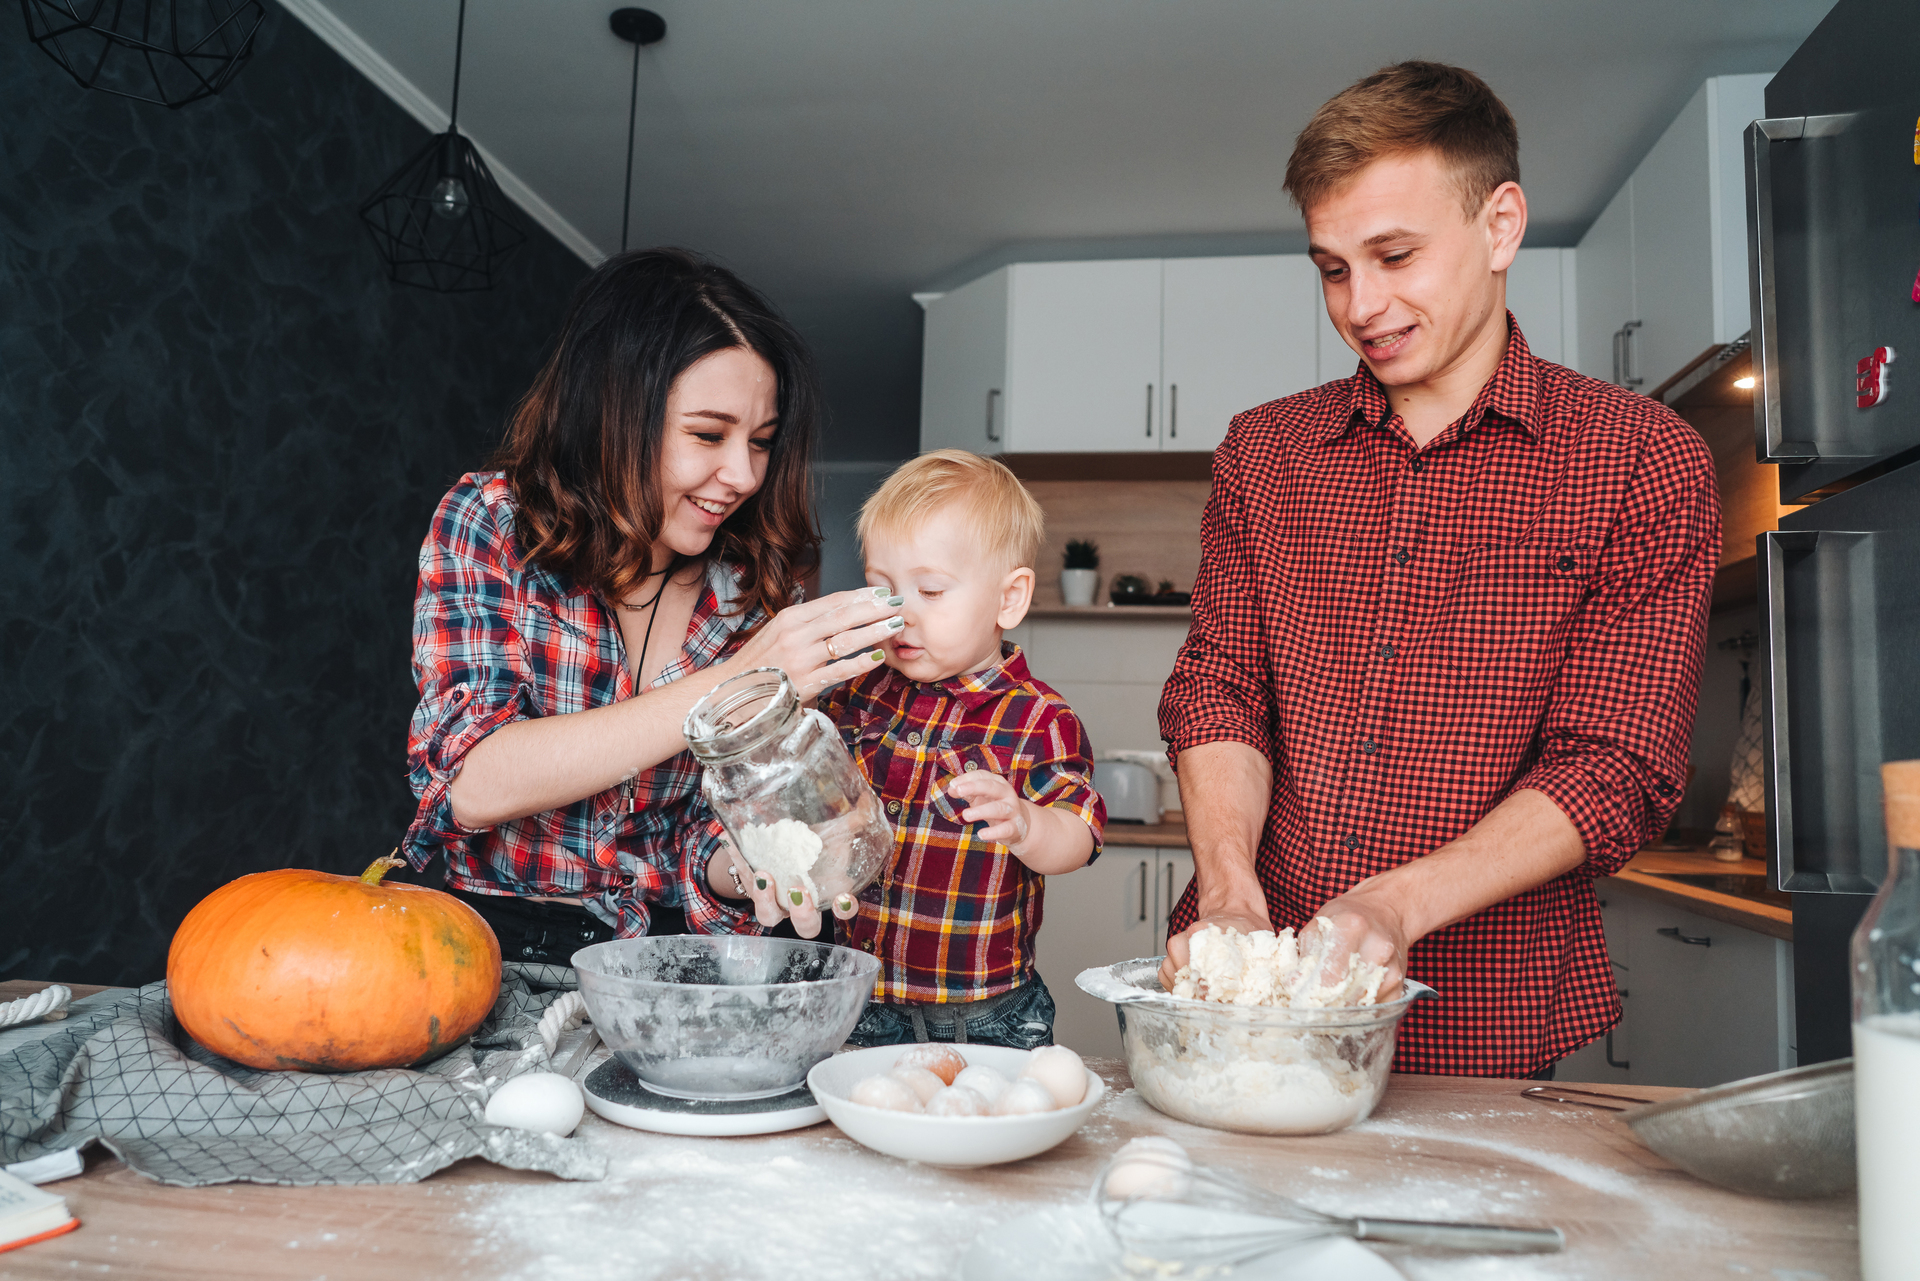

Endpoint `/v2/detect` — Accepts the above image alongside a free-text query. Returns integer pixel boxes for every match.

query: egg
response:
[484,1071,585,1136]
[951,1064,1009,1105]
[1103,1136,1193,1201]
[894,1043,966,1085]
[990,1077,1058,1116]
[924,1085,991,1117]
[1019,1045,1088,1107]
[890,1067,946,1105]
[850,1073,924,1112]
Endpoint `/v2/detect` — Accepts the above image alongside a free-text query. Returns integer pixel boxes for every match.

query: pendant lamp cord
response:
[448,0,467,132]
[621,35,640,252]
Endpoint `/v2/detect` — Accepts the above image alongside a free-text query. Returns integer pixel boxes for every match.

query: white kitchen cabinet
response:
[919,256,1322,455]
[1575,74,1771,392]
[1037,846,1190,1059]
[1161,256,1321,452]
[1557,883,1794,1089]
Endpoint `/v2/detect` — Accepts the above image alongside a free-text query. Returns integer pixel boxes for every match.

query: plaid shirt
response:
[1161,319,1718,1077]
[821,645,1106,1003]
[404,472,762,939]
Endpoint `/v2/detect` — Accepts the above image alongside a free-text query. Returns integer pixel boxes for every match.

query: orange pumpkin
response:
[167,854,502,1072]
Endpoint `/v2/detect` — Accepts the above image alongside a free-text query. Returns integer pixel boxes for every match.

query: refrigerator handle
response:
[1760,529,1820,891]
[1746,115,1856,467]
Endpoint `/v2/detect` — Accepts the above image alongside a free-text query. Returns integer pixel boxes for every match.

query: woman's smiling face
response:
[652,345,779,568]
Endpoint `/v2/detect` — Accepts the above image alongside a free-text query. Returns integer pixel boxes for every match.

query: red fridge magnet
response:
[1857,346,1896,408]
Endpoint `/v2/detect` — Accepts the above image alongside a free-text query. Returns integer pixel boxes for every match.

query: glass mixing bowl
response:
[575,936,879,1101]
[1077,958,1433,1135]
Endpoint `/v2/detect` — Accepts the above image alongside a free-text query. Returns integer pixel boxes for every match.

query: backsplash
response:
[1026,480,1209,607]
[0,12,586,984]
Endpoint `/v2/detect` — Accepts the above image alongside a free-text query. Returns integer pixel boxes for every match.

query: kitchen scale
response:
[581,1058,827,1137]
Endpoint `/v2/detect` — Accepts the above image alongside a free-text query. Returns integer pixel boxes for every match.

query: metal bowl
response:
[1077,958,1432,1135]
[1621,1059,1855,1198]
[574,936,878,1101]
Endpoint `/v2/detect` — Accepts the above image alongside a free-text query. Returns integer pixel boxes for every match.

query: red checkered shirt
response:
[404,471,763,938]
[1160,318,1718,1077]
[821,645,1107,1003]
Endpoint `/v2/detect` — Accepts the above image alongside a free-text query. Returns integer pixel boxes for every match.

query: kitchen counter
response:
[0,983,1854,1280]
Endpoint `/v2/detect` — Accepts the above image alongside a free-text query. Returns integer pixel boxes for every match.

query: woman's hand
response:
[733,586,904,700]
[713,838,860,940]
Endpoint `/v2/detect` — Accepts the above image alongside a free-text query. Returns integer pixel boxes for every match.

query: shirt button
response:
[887,800,902,815]
[1410,458,1426,474]
[907,731,922,746]
[1393,548,1410,566]
[963,761,978,771]
[1360,739,1377,755]
[1557,556,1576,572]
[1377,643,1396,660]
[1343,834,1360,849]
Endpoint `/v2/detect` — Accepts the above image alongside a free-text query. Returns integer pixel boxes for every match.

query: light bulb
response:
[1733,376,1756,389]
[429,176,471,221]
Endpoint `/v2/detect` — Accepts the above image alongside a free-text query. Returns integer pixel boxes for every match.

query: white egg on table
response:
[1103,1136,1193,1200]
[991,1077,1058,1116]
[850,1073,925,1112]
[485,1072,585,1136]
[890,1067,946,1105]
[951,1064,1009,1105]
[1019,1045,1087,1107]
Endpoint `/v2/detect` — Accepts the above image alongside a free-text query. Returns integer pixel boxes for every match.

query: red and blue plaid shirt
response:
[1161,319,1718,1077]
[404,472,763,938]
[821,644,1106,1004]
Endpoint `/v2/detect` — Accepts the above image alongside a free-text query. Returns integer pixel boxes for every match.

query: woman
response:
[403,248,900,963]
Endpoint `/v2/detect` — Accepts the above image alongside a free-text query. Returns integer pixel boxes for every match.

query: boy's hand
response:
[945,769,1032,851]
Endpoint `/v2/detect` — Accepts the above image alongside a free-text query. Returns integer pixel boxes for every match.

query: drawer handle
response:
[1657,926,1711,948]
[1139,861,1148,922]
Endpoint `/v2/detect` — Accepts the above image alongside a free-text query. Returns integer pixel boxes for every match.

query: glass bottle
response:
[1853,759,1920,1281]
[684,667,892,905]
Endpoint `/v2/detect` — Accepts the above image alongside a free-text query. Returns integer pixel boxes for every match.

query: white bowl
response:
[808,1044,1104,1168]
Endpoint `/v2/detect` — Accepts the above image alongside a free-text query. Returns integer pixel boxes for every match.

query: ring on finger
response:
[825,637,841,661]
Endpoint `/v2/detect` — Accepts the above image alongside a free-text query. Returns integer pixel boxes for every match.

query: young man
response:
[745,450,1104,1046]
[1159,62,1719,1077]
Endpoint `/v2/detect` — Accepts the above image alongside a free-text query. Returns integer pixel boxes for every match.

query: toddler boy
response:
[823,450,1105,1048]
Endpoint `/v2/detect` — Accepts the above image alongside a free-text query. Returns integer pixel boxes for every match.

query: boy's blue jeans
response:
[847,976,1056,1050]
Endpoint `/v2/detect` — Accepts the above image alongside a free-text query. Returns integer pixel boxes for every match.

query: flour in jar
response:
[1171,920,1389,1008]
[735,819,824,901]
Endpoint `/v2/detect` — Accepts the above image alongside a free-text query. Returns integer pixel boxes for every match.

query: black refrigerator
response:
[1749,0,1920,1064]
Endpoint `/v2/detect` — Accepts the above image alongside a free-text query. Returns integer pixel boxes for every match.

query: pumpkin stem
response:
[361,851,407,885]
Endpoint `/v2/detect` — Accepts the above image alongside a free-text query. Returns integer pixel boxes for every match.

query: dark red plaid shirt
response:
[821,644,1106,1003]
[404,472,763,939]
[1161,318,1718,1077]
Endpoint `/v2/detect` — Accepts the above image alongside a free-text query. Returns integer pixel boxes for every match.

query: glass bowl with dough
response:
[575,936,878,1101]
[1076,929,1433,1136]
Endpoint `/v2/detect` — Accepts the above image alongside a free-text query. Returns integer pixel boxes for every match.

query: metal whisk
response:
[1093,1148,1565,1269]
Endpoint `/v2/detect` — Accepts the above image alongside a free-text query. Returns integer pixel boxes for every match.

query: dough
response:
[735,819,824,902]
[1171,921,1388,1008]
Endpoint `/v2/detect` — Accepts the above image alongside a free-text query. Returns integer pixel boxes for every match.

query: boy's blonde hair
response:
[857,450,1044,571]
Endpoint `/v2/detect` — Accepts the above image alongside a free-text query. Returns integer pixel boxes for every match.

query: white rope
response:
[0,984,71,1030]
[534,990,587,1058]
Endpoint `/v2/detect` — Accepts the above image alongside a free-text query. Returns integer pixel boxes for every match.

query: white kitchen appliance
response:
[1095,761,1160,824]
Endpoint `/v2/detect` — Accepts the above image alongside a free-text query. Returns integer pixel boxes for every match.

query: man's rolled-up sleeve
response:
[1159,429,1278,765]
[403,487,540,870]
[1516,425,1720,877]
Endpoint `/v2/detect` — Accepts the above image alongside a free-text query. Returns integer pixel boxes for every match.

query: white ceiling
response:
[296,0,1832,455]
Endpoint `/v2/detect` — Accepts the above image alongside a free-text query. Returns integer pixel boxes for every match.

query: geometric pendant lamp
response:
[22,0,267,109]
[357,0,524,293]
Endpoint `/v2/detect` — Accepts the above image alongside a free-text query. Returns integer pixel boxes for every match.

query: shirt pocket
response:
[513,602,612,710]
[1435,544,1596,690]
[929,745,1007,824]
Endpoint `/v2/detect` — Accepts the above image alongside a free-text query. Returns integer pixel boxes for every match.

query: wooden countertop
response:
[1101,815,1188,847]
[0,983,1854,1280]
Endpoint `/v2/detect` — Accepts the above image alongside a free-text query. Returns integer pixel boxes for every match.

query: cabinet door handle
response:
[1138,861,1148,922]
[1165,862,1174,924]
[1144,384,1154,437]
[1605,1030,1630,1070]
[1621,319,1643,388]
[1657,926,1711,948]
[1169,384,1178,439]
[985,388,1001,443]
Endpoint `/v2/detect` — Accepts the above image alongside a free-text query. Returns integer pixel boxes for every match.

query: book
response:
[0,1167,78,1254]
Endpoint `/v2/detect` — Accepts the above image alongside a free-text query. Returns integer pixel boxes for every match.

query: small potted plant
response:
[1061,540,1100,607]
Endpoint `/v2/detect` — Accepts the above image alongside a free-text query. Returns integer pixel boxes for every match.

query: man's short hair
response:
[1285,61,1519,219]
[858,449,1044,572]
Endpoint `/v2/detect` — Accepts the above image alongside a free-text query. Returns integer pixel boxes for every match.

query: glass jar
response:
[1852,759,1920,1281]
[684,667,892,905]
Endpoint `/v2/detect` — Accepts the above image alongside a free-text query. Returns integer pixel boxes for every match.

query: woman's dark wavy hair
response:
[495,248,821,621]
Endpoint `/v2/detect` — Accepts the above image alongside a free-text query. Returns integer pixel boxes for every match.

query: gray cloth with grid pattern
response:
[0,965,604,1186]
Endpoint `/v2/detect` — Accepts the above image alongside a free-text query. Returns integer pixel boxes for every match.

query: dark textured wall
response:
[0,12,587,984]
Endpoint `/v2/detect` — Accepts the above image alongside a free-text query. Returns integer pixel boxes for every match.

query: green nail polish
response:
[754,875,769,891]
[871,586,891,600]
[836,895,855,913]
[886,617,905,631]
[789,888,805,907]
[886,595,905,607]
[869,650,885,661]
